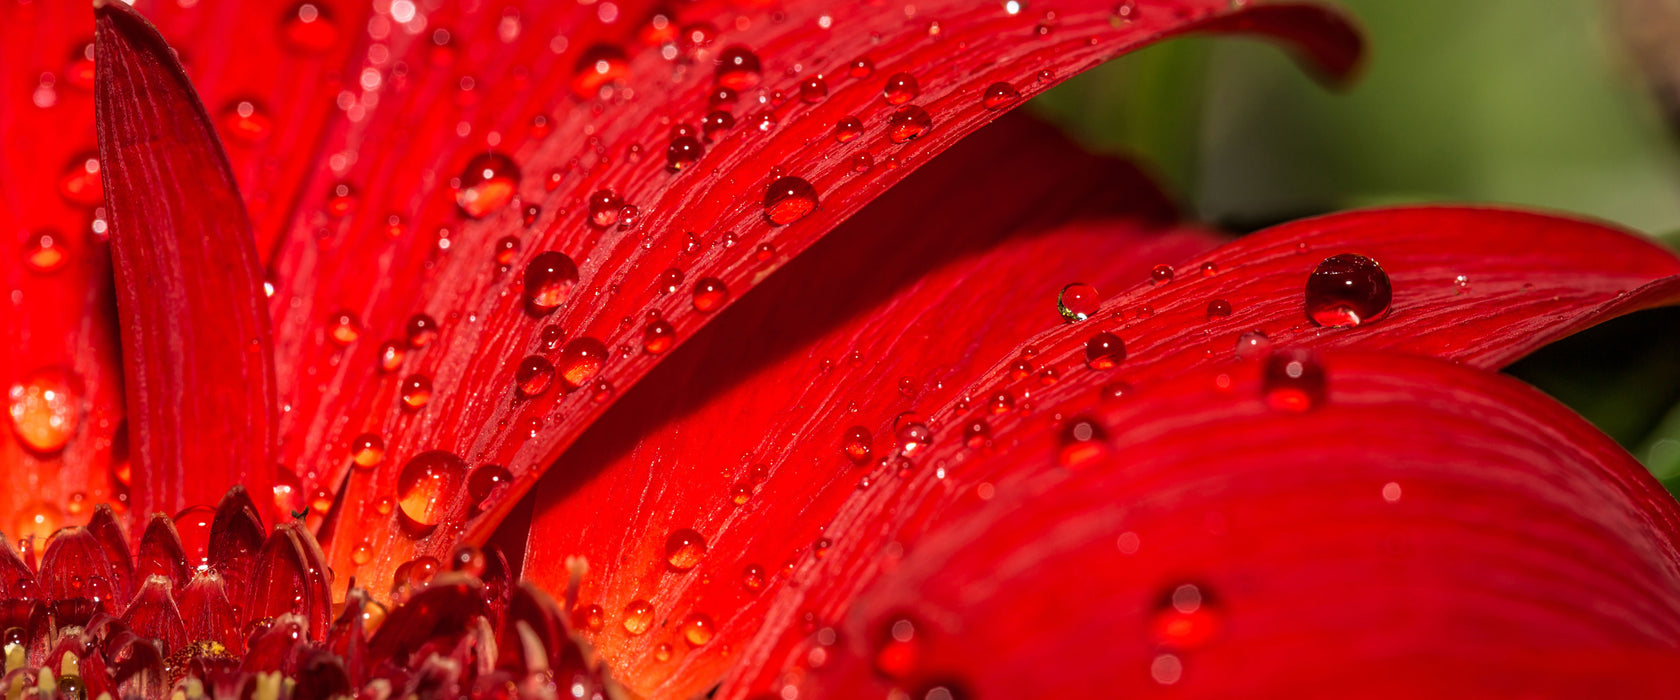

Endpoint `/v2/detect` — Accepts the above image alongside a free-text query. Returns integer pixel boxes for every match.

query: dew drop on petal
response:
[1058,283,1098,322]
[764,176,819,225]
[558,337,609,389]
[1233,330,1271,360]
[894,414,932,455]
[23,230,69,274]
[326,311,361,346]
[1058,415,1109,468]
[350,433,384,469]
[666,528,707,570]
[7,368,81,454]
[378,342,406,373]
[1206,299,1233,320]
[571,44,630,97]
[886,105,933,143]
[623,600,655,635]
[400,374,433,409]
[218,99,272,142]
[280,2,338,52]
[850,57,875,78]
[692,277,730,312]
[643,320,676,354]
[173,505,214,570]
[982,81,1021,109]
[1149,264,1174,285]
[1150,582,1221,650]
[701,110,735,140]
[666,136,704,172]
[515,356,556,398]
[681,612,715,645]
[396,451,465,537]
[883,72,919,104]
[715,46,762,90]
[873,615,921,679]
[1084,332,1126,370]
[834,116,864,143]
[58,152,103,208]
[1304,253,1392,327]
[741,564,766,592]
[572,603,604,633]
[64,41,96,90]
[586,190,624,228]
[841,426,873,464]
[522,251,579,314]
[404,314,439,348]
[467,464,513,506]
[658,268,685,295]
[455,152,521,218]
[799,76,829,103]
[654,643,673,662]
[1262,349,1326,413]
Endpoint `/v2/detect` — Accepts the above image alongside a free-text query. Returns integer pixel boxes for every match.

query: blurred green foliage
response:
[1030,0,1680,481]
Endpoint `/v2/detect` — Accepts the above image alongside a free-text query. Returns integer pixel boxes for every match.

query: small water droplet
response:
[741,563,766,592]
[558,337,608,390]
[849,57,875,78]
[1058,283,1099,322]
[400,375,433,409]
[573,603,605,633]
[692,277,730,312]
[1200,261,1219,278]
[1085,332,1126,370]
[7,368,80,454]
[58,152,103,208]
[623,600,655,635]
[658,268,686,295]
[654,642,673,662]
[1206,299,1233,320]
[1262,349,1326,412]
[22,230,69,274]
[467,464,513,506]
[987,391,1014,415]
[886,105,933,143]
[883,72,919,104]
[396,451,466,537]
[523,251,579,314]
[350,433,384,469]
[894,414,932,455]
[378,342,405,373]
[799,76,829,102]
[586,190,623,228]
[716,46,762,90]
[326,311,361,346]
[834,116,864,143]
[962,419,990,448]
[643,320,676,354]
[1304,254,1392,328]
[982,81,1020,109]
[681,612,715,645]
[666,528,707,570]
[218,99,272,142]
[842,426,873,464]
[764,176,819,225]
[874,615,922,679]
[1149,264,1174,285]
[666,136,704,172]
[515,356,556,397]
[455,152,521,218]
[1058,415,1109,467]
[405,314,439,348]
[1234,330,1272,360]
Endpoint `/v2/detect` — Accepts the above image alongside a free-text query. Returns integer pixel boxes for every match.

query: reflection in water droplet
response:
[666,136,704,172]
[586,190,624,228]
[23,230,69,274]
[1084,332,1126,370]
[400,374,433,409]
[764,176,819,225]
[1058,283,1099,322]
[455,152,521,218]
[467,464,513,506]
[883,72,919,104]
[643,320,676,354]
[571,44,630,97]
[515,356,556,397]
[559,338,609,390]
[1262,349,1326,412]
[874,615,921,679]
[982,81,1021,109]
[715,45,762,90]
[405,314,439,348]
[396,451,465,537]
[327,311,361,346]
[218,99,273,142]
[350,433,384,469]
[886,105,933,143]
[1206,299,1233,320]
[850,57,875,78]
[692,278,730,312]
[1149,264,1174,285]
[7,368,81,454]
[59,152,103,208]
[835,116,864,143]
[1305,253,1392,327]
[742,564,766,592]
[573,603,605,633]
[1150,582,1221,650]
[799,77,829,103]
[523,251,579,314]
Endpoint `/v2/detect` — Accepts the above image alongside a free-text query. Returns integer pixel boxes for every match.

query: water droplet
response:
[654,642,673,661]
[21,230,69,274]
[58,152,103,208]
[350,433,384,469]
[396,451,465,536]
[571,44,630,97]
[842,426,873,464]
[1058,283,1099,322]
[886,105,933,143]
[681,612,715,645]
[326,311,361,346]
[962,419,990,448]
[1262,349,1326,412]
[573,603,605,633]
[515,356,556,397]
[701,110,736,140]
[455,152,521,218]
[715,46,762,90]
[1150,264,1174,285]
[586,190,624,228]
[378,342,405,373]
[883,72,919,104]
[874,615,922,679]
[558,337,608,389]
[623,600,655,635]
[799,76,829,103]
[1233,330,1272,360]
[467,464,513,505]
[1085,332,1126,370]
[987,391,1014,415]
[1206,299,1233,320]
[63,41,96,90]
[405,314,439,348]
[894,414,932,455]
[764,176,819,225]
[644,320,676,354]
[325,182,355,217]
[218,99,272,142]
[1453,274,1470,294]
[741,564,766,592]
[1305,254,1392,327]
[666,528,707,570]
[280,2,338,52]
[851,152,874,172]
[400,374,433,409]
[1200,261,1219,277]
[850,57,875,78]
[692,277,730,312]
[8,368,81,454]
[1058,415,1109,468]
[982,81,1021,109]
[1150,582,1221,649]
[834,116,864,143]
[658,268,685,294]
[666,136,704,172]
[523,251,579,314]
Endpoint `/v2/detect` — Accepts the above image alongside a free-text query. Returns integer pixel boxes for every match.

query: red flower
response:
[5,0,1680,697]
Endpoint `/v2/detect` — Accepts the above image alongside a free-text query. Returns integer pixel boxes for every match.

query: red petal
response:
[185,0,1358,593]
[135,513,190,591]
[94,2,278,524]
[772,352,1680,697]
[37,527,123,624]
[86,504,135,603]
[206,487,266,621]
[246,522,334,640]
[518,113,1217,697]
[122,575,187,655]
[178,570,242,653]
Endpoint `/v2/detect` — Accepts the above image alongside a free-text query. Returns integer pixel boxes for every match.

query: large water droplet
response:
[666,528,707,570]
[455,152,521,218]
[396,451,466,537]
[764,176,819,225]
[1262,349,1326,412]
[883,72,919,104]
[1304,253,1392,327]
[715,46,762,90]
[7,368,81,454]
[1084,332,1126,370]
[1058,283,1098,322]
[558,337,608,389]
[523,251,579,314]
[643,320,676,354]
[587,190,624,228]
[886,105,933,143]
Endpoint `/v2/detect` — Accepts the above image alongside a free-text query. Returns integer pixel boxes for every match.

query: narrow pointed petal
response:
[179,571,242,654]
[123,575,187,655]
[777,353,1680,697]
[93,1,278,525]
[366,573,488,667]
[135,514,190,590]
[37,527,123,624]
[245,522,333,640]
[206,486,266,609]
[520,114,1215,697]
[85,504,134,603]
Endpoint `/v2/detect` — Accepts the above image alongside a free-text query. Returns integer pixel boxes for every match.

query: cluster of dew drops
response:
[8,0,1405,687]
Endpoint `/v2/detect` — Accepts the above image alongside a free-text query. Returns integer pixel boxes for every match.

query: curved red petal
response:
[776,352,1680,697]
[122,575,188,656]
[135,513,190,591]
[93,2,278,525]
[518,113,1218,697]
